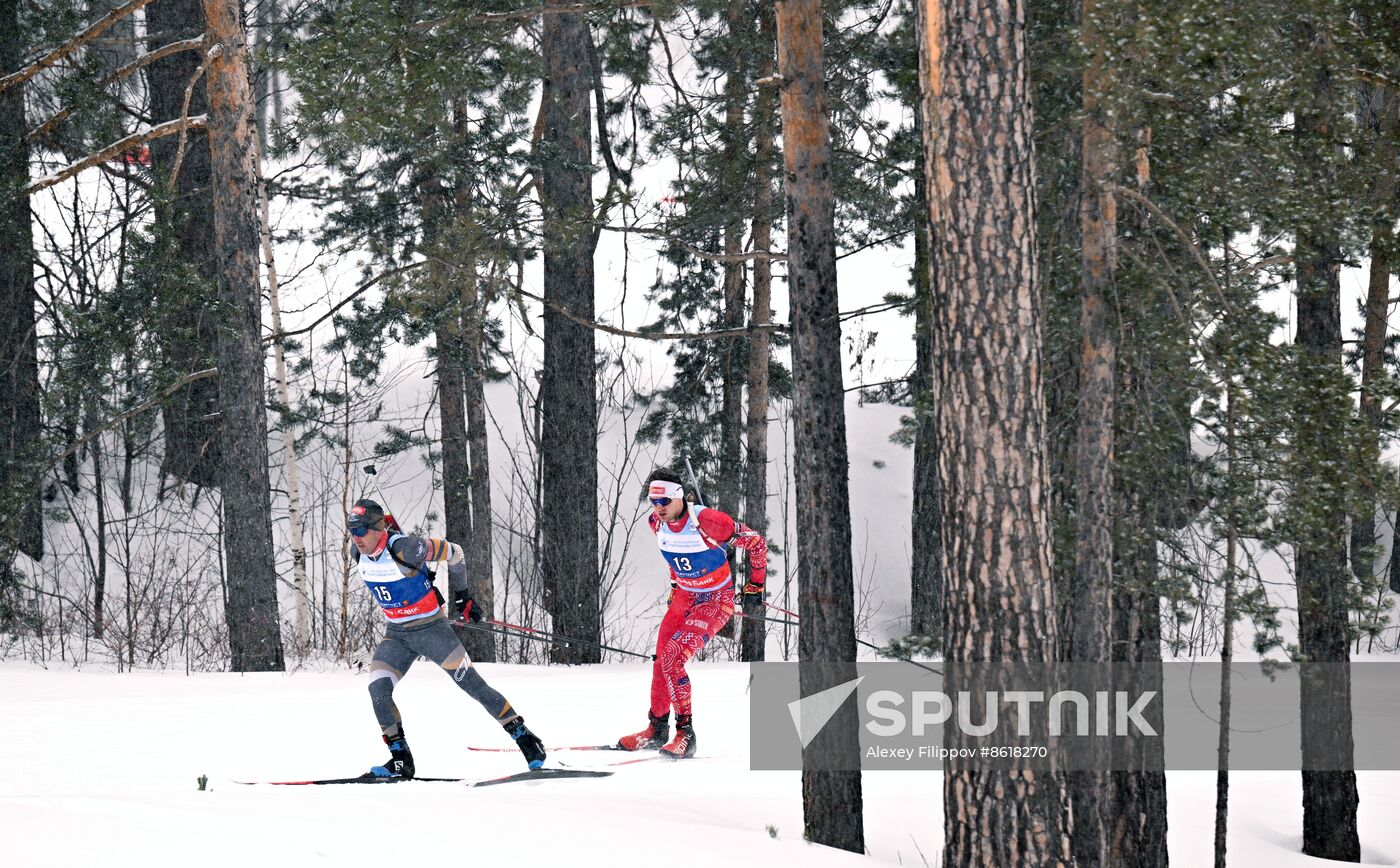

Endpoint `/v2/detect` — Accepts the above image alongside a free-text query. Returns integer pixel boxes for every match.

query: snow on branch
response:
[23,116,208,196]
[412,0,652,31]
[0,0,159,96]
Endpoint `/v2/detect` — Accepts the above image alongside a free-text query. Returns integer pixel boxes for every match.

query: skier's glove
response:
[740,581,765,602]
[451,589,483,622]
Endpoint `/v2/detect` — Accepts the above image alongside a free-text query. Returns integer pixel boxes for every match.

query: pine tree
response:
[203,0,285,672]
[0,0,45,599]
[539,0,601,662]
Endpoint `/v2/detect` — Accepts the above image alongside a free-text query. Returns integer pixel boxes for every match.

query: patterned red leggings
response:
[650,585,736,718]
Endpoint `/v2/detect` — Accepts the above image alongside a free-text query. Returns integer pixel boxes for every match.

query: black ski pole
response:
[451,617,655,661]
[361,464,403,531]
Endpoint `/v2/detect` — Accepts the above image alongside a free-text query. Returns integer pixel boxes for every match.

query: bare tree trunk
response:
[909,0,941,641]
[460,203,496,658]
[1109,124,1169,868]
[204,0,284,672]
[775,0,864,853]
[147,0,223,490]
[0,0,44,566]
[741,3,777,664]
[1292,16,1359,862]
[718,0,748,521]
[1353,84,1396,587]
[259,150,309,655]
[1214,379,1238,868]
[922,0,1071,862]
[539,0,600,663]
[1067,0,1119,859]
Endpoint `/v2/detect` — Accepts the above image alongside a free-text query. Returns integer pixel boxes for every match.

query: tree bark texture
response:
[741,2,778,664]
[203,0,284,672]
[147,0,223,490]
[775,0,864,854]
[540,0,600,663]
[922,0,1071,863]
[909,0,941,641]
[1291,16,1359,862]
[0,0,44,564]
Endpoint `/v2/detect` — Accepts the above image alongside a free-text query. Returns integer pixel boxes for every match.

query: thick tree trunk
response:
[203,0,284,672]
[539,0,599,663]
[775,0,864,854]
[909,0,941,642]
[741,3,777,664]
[0,0,44,565]
[922,0,1071,863]
[1067,1,1119,861]
[147,0,223,490]
[1292,17,1359,862]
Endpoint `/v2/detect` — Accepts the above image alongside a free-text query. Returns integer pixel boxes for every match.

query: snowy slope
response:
[2,660,1396,868]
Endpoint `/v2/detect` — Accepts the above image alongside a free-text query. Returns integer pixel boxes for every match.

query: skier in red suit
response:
[617,469,768,758]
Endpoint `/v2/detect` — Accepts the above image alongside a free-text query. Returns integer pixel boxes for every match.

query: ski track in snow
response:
[1,661,1397,867]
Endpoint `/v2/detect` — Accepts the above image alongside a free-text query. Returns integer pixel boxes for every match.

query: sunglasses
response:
[649,497,672,507]
[349,526,373,537]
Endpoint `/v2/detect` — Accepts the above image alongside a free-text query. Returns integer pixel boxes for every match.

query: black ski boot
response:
[506,717,547,769]
[364,729,415,779]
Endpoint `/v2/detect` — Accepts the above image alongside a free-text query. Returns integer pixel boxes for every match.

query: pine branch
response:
[22,116,209,196]
[267,260,431,342]
[26,37,205,145]
[1108,182,1233,314]
[46,368,219,473]
[510,284,787,341]
[600,223,787,262]
[412,0,652,31]
[0,0,159,95]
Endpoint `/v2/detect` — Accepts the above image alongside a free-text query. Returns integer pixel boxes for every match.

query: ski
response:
[234,769,614,787]
[234,776,464,786]
[466,744,628,753]
[467,768,614,788]
[559,754,665,768]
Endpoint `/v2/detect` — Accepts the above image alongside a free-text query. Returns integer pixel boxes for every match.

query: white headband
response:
[648,480,683,501]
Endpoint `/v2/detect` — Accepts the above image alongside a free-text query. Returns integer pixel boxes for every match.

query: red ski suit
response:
[647,506,767,717]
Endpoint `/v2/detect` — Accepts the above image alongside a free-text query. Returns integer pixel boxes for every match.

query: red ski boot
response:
[618,712,669,751]
[659,714,696,759]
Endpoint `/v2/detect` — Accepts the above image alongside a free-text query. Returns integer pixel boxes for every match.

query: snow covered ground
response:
[2,660,1396,868]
